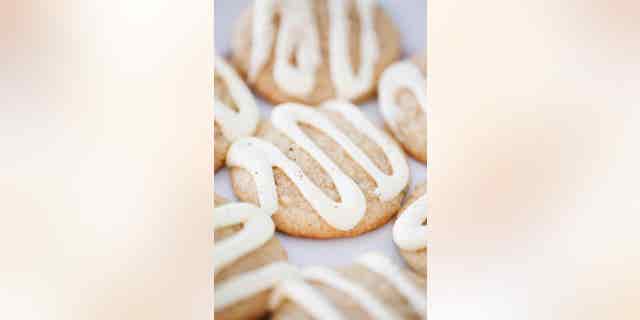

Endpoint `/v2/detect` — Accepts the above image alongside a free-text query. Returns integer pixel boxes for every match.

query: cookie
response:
[213,195,294,320]
[226,100,410,238]
[270,252,427,319]
[214,56,260,172]
[393,181,428,276]
[231,0,402,105]
[379,53,427,163]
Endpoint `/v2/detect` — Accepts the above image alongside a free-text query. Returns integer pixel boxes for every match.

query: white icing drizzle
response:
[215,262,299,311]
[213,202,274,275]
[393,191,429,250]
[379,60,428,132]
[356,252,427,318]
[303,266,399,319]
[328,0,380,99]
[214,203,299,311]
[226,136,365,230]
[269,253,426,319]
[214,56,259,141]
[248,0,380,99]
[249,0,321,97]
[225,101,408,231]
[270,278,347,320]
[321,100,409,200]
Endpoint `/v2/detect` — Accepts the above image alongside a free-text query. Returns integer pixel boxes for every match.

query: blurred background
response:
[1,1,212,319]
[429,0,640,318]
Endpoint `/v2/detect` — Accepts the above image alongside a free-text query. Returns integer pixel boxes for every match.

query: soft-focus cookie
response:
[226,100,410,238]
[378,53,427,163]
[231,0,402,105]
[270,252,427,319]
[393,181,428,276]
[213,195,294,320]
[214,56,260,172]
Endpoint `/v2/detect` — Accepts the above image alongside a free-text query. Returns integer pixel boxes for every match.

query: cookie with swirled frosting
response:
[226,100,410,238]
[269,252,427,319]
[393,181,428,276]
[213,195,295,320]
[230,0,401,105]
[214,56,260,172]
[378,53,427,163]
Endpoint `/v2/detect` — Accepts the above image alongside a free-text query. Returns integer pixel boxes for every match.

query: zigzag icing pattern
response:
[270,278,347,320]
[393,191,429,251]
[249,0,379,99]
[269,253,426,318]
[215,262,299,311]
[378,60,428,133]
[356,252,427,318]
[214,56,259,141]
[214,202,297,311]
[226,101,409,231]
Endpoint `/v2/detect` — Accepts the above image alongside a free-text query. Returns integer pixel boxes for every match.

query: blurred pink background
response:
[429,0,640,318]
[1,1,212,319]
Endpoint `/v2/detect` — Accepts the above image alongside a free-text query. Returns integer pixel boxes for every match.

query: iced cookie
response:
[231,0,402,105]
[379,53,427,163]
[214,56,260,172]
[270,252,427,319]
[226,100,410,238]
[213,195,295,320]
[393,181,428,276]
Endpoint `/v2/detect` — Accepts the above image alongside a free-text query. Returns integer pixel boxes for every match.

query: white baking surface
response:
[214,0,426,267]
